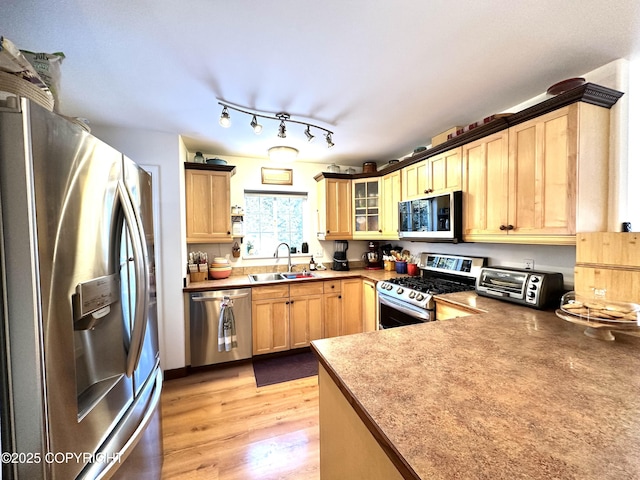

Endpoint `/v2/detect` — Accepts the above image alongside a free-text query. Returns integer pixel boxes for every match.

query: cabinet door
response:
[462,131,510,240]
[380,171,401,239]
[353,179,381,239]
[323,293,342,339]
[323,178,352,239]
[508,105,576,236]
[252,299,289,355]
[401,159,428,200]
[185,169,232,243]
[362,279,377,332]
[429,147,462,194]
[341,279,364,336]
[290,295,323,348]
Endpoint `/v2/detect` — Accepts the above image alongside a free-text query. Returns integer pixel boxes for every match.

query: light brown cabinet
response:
[323,279,364,338]
[435,300,480,320]
[185,167,233,244]
[289,282,324,349]
[362,279,377,332]
[317,177,352,240]
[380,170,401,239]
[401,147,462,200]
[251,284,290,355]
[463,102,610,244]
[252,282,324,355]
[352,179,381,239]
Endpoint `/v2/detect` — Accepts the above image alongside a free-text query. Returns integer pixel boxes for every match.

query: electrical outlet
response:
[524,258,534,270]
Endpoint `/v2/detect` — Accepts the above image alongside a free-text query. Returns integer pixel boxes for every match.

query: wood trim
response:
[184,162,236,175]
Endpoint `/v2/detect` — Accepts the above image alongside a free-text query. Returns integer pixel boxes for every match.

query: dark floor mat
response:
[252,350,318,387]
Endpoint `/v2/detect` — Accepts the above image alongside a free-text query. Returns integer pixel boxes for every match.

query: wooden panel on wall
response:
[576,233,640,267]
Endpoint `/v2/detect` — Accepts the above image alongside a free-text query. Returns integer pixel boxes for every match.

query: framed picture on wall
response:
[261,167,293,185]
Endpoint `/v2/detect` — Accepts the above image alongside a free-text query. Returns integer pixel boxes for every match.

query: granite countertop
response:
[311,303,640,480]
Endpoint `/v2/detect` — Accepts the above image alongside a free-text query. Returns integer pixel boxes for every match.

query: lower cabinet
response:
[252,284,290,355]
[252,282,325,355]
[289,283,324,349]
[363,279,377,332]
[435,299,482,320]
[323,278,364,338]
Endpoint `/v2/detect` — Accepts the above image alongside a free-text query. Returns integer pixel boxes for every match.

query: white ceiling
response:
[3,0,640,166]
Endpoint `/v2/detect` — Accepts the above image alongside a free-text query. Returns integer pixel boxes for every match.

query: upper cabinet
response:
[401,147,462,200]
[380,170,401,240]
[462,102,610,244]
[184,164,235,244]
[317,177,352,240]
[352,179,381,239]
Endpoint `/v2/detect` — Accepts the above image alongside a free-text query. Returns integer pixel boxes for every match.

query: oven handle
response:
[378,294,432,321]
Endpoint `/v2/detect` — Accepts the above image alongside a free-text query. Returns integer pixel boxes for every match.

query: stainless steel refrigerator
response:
[0,98,163,479]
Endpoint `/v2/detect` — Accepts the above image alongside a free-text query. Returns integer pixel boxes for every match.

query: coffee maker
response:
[363,241,382,270]
[332,240,349,271]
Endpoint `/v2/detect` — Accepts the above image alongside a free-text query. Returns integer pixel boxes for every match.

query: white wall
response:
[90,126,187,371]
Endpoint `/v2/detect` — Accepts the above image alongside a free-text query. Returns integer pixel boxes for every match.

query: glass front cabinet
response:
[353,179,381,238]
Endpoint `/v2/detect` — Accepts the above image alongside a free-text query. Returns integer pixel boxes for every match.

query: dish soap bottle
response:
[309,256,316,271]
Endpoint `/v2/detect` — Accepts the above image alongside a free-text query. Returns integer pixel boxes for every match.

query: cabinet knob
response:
[500,225,507,230]
[286,301,290,305]
[331,285,335,289]
[227,231,231,235]
[507,224,514,230]
[326,230,330,234]
[378,229,382,233]
[290,300,294,304]
[338,295,342,299]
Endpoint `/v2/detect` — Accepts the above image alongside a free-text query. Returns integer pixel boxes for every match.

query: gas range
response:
[376,253,486,327]
[377,275,478,309]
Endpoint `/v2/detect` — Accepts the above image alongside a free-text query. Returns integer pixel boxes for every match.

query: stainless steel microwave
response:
[398,190,462,242]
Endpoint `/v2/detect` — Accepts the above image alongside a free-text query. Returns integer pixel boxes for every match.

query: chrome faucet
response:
[274,242,292,272]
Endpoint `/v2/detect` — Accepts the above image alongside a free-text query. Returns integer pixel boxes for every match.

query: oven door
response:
[378,294,433,329]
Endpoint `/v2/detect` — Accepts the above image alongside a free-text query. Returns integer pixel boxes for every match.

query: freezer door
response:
[0,100,144,479]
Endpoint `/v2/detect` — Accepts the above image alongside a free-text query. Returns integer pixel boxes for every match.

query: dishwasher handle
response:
[192,293,250,302]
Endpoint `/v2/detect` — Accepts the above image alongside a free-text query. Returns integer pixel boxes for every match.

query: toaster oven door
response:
[477,268,528,298]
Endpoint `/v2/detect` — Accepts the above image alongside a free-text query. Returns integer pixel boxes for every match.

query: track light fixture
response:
[217,101,334,147]
[325,132,335,148]
[305,125,315,142]
[219,106,231,127]
[250,115,262,134]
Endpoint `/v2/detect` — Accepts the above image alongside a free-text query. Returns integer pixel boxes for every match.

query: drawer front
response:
[252,284,290,300]
[323,280,342,294]
[290,281,324,297]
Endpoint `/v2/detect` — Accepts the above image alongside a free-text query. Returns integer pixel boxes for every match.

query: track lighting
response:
[278,119,286,138]
[325,132,335,148]
[250,115,262,134]
[216,101,335,147]
[219,106,231,127]
[305,125,315,142]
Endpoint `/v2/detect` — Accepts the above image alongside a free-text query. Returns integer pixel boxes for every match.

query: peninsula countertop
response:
[311,303,640,480]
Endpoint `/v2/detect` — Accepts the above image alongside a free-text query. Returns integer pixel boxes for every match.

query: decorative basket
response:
[0,71,54,111]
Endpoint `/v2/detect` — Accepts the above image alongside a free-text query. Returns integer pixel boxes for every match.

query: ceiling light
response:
[305,125,315,142]
[278,120,286,138]
[250,115,262,134]
[216,101,335,147]
[325,133,335,148]
[219,106,231,127]
[268,146,299,163]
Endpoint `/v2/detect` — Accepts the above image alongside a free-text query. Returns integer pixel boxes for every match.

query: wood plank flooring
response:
[160,361,320,479]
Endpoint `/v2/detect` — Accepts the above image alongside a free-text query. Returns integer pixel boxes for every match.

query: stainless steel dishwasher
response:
[189,288,252,366]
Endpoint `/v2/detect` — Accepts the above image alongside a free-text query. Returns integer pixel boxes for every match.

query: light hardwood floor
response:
[160,362,320,479]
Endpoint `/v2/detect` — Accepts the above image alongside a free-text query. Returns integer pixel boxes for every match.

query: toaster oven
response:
[476,266,564,309]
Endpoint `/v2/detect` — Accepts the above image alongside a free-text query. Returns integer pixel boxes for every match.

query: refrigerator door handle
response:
[116,181,149,377]
[192,293,250,302]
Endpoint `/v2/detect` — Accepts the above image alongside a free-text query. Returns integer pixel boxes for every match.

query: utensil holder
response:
[190,271,207,282]
[384,260,395,271]
[395,261,407,274]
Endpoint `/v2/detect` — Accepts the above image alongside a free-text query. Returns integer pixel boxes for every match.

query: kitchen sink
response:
[248,272,317,283]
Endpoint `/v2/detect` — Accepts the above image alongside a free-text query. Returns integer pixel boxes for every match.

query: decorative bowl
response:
[206,158,227,165]
[209,267,232,279]
[546,77,585,95]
